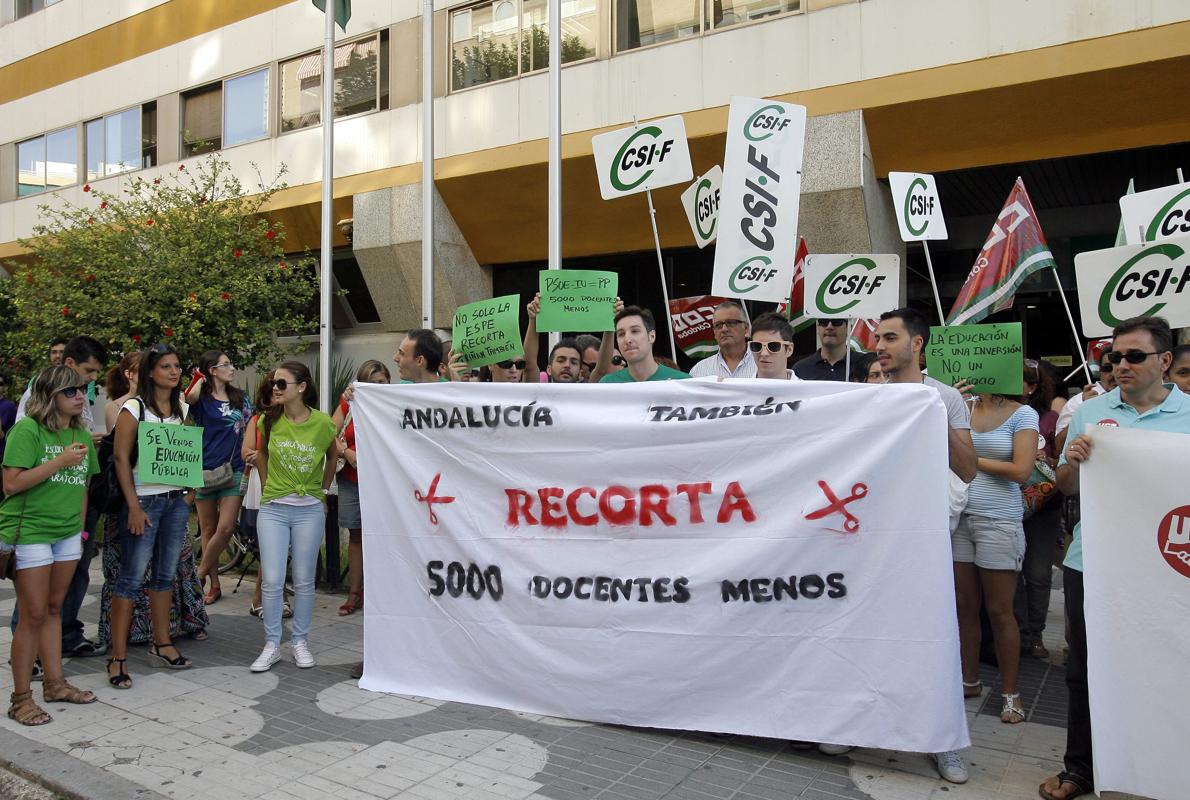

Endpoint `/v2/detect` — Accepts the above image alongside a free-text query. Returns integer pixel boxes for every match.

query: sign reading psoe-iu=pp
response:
[803,254,901,319]
[591,116,694,200]
[1073,235,1190,338]
[888,172,948,242]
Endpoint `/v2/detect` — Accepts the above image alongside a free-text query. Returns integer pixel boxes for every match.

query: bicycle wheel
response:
[217,530,248,574]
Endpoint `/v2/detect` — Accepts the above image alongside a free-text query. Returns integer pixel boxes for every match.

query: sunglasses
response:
[59,385,89,398]
[748,341,788,353]
[582,361,596,372]
[817,319,846,327]
[1106,350,1162,365]
[270,378,291,391]
[496,359,527,370]
[1099,362,1114,373]
[612,355,627,367]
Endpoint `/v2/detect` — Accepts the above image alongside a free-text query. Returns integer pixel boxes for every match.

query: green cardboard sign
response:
[926,323,1024,395]
[537,270,618,332]
[137,423,203,488]
[453,295,522,368]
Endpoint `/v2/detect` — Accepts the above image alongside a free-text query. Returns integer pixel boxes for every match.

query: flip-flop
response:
[1038,772,1092,800]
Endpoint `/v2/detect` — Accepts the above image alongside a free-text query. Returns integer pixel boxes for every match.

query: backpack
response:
[87,398,146,515]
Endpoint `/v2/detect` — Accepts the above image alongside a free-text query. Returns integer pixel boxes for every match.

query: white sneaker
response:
[817,743,855,756]
[250,642,281,673]
[292,640,315,669]
[930,750,969,784]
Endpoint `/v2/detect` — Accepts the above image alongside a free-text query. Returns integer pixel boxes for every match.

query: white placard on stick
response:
[888,172,948,242]
[591,116,694,200]
[711,96,807,303]
[680,166,723,249]
[1119,181,1190,245]
[1073,236,1190,337]
[804,254,901,319]
[353,380,968,753]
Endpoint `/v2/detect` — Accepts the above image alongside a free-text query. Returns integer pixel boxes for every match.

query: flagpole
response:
[1052,269,1092,385]
[318,2,335,412]
[421,0,434,328]
[845,317,852,379]
[546,0,561,352]
[646,188,679,363]
[922,241,946,325]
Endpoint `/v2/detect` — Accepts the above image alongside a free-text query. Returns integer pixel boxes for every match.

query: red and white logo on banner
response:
[1157,505,1190,579]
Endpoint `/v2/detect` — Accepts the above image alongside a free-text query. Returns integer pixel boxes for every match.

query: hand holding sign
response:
[138,423,204,488]
[452,295,522,368]
[537,270,618,332]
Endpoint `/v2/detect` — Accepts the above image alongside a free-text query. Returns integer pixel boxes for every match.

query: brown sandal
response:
[43,678,97,705]
[8,690,52,726]
[338,591,363,616]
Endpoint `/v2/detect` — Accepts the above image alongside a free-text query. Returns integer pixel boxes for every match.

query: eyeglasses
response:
[213,362,234,370]
[612,355,627,367]
[1106,350,1163,365]
[59,385,89,398]
[270,378,290,391]
[497,359,527,370]
[712,320,746,330]
[817,319,846,327]
[582,361,596,372]
[748,341,788,353]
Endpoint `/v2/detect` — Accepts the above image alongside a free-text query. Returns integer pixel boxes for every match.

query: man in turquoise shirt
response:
[1042,315,1190,800]
[599,306,689,383]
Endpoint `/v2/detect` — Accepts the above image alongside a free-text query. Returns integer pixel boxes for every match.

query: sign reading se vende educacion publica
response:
[1074,235,1190,337]
[591,116,693,200]
[712,97,808,303]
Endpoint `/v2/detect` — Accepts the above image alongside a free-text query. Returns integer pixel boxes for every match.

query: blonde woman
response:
[1,366,100,725]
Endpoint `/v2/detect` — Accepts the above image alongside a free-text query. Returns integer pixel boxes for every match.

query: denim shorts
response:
[15,533,82,571]
[337,478,361,529]
[196,470,245,501]
[114,492,191,598]
[952,513,1025,571]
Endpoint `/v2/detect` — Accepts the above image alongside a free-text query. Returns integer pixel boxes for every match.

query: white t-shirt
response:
[121,397,190,496]
[1055,382,1107,435]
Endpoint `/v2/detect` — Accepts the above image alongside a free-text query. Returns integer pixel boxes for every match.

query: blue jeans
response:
[258,501,324,645]
[113,493,191,598]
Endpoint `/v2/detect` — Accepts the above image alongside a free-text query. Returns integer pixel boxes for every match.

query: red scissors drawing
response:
[805,480,868,533]
[414,473,455,525]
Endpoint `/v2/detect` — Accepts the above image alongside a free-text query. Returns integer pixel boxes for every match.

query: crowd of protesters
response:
[0,299,1185,799]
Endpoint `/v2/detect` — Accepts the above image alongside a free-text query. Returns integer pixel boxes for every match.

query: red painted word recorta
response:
[505,482,757,528]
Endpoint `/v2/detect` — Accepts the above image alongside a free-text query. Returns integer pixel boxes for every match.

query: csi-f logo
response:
[903,177,934,237]
[611,126,675,192]
[744,104,791,142]
[730,256,779,294]
[1097,242,1190,326]
[695,178,720,239]
[1146,187,1190,241]
[816,257,886,315]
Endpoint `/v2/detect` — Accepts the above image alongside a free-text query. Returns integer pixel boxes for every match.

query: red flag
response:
[776,237,813,332]
[668,295,730,359]
[946,178,1056,325]
[848,318,880,352]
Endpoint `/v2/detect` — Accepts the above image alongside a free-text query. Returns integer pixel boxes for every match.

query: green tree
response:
[0,155,319,387]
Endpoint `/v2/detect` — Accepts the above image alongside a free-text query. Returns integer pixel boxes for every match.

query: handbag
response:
[89,399,146,514]
[0,494,28,582]
[1022,459,1057,520]
[238,468,262,544]
[201,462,235,491]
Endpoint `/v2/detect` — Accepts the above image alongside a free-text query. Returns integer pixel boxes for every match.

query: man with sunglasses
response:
[748,313,800,380]
[793,318,850,381]
[1041,315,1189,800]
[1054,350,1117,453]
[689,301,756,379]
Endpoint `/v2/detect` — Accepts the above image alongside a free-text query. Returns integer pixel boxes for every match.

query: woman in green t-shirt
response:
[250,361,338,673]
[0,366,100,725]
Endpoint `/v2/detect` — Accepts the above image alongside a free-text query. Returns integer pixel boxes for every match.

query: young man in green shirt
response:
[599,306,689,383]
[395,330,446,385]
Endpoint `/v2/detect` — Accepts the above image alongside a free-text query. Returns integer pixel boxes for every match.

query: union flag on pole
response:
[776,237,814,332]
[848,318,880,352]
[946,178,1056,325]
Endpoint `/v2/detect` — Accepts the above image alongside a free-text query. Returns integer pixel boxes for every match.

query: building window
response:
[182,68,269,156]
[451,0,596,92]
[615,0,800,52]
[16,125,76,196]
[15,0,63,20]
[709,0,798,30]
[84,103,156,180]
[279,32,389,133]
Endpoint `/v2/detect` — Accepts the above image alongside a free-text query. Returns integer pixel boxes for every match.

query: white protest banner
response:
[1119,181,1190,244]
[680,166,723,248]
[888,172,948,242]
[1073,235,1190,337]
[1081,426,1190,800]
[591,116,694,200]
[353,380,968,752]
[803,254,901,319]
[712,97,807,303]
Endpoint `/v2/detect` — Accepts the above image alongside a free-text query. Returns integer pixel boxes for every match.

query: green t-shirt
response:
[258,410,337,505]
[0,418,99,544]
[599,363,690,383]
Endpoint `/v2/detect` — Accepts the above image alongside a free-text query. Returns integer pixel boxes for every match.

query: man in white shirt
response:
[689,301,756,379]
[1054,352,1116,452]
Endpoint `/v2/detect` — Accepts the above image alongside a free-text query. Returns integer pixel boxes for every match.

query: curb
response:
[0,725,170,800]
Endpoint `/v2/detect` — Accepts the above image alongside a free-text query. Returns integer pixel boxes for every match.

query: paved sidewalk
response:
[0,560,1074,800]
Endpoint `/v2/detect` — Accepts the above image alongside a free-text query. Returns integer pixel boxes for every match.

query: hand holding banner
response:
[925,323,1024,395]
[537,270,618,332]
[137,423,203,488]
[452,295,522,367]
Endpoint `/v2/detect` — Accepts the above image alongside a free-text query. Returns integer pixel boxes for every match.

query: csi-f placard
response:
[1119,182,1190,245]
[888,172,948,242]
[680,166,722,248]
[803,254,901,319]
[591,116,694,200]
[1074,236,1190,337]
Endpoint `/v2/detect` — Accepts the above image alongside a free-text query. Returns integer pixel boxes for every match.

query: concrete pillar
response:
[352,184,491,331]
